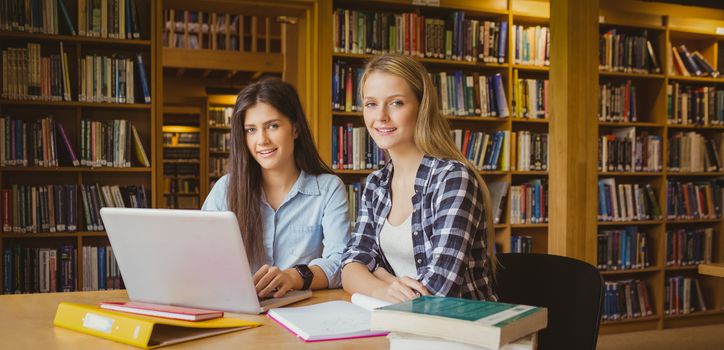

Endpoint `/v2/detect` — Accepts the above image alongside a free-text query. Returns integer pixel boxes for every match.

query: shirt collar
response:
[379,154,435,192]
[292,170,320,196]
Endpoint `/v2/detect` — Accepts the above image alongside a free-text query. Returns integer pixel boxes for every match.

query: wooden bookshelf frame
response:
[0,0,158,294]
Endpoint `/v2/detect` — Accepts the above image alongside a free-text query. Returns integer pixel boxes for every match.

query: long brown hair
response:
[227,78,333,266]
[360,54,497,274]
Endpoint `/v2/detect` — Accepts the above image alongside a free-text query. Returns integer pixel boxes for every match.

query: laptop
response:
[99,208,312,314]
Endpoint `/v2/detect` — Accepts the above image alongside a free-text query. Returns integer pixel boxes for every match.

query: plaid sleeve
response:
[420,165,484,296]
[341,176,382,272]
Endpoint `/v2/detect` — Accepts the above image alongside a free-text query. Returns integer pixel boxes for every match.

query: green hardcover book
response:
[370,296,547,350]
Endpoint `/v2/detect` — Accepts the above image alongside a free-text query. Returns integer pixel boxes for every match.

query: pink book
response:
[56,122,79,166]
[100,301,224,321]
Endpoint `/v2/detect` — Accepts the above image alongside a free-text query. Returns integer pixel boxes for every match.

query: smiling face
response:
[243,102,298,171]
[362,71,420,154]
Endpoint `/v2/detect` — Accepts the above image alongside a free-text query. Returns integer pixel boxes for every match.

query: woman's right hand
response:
[373,276,430,303]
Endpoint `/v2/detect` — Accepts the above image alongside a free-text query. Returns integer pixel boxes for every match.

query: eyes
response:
[364,99,404,109]
[244,123,279,135]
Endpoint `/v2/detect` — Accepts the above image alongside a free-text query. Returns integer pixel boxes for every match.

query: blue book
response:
[135,54,151,103]
[98,246,106,290]
[493,74,510,117]
[58,0,77,35]
[125,0,133,38]
[598,181,607,220]
[331,126,338,169]
[487,76,498,117]
[332,62,339,110]
[490,131,505,170]
[498,21,508,63]
[3,248,12,295]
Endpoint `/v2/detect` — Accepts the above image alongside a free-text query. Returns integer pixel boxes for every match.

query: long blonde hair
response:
[360,54,497,274]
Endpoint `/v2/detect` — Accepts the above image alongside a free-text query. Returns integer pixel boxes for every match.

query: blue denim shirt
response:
[202,171,350,288]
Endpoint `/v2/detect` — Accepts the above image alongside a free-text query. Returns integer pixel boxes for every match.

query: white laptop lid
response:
[100,208,264,314]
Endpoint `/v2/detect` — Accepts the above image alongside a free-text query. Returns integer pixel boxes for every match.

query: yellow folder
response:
[53,302,261,349]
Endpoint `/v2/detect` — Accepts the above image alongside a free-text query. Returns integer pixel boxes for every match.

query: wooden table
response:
[0,289,388,349]
[699,262,724,278]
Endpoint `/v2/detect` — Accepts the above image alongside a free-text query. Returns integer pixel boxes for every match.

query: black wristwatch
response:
[295,264,313,290]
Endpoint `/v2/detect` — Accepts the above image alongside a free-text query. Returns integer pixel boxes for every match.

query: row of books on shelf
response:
[602,279,654,321]
[331,125,387,171]
[597,180,662,222]
[432,72,508,117]
[163,131,200,146]
[667,84,723,126]
[209,158,227,176]
[0,183,148,233]
[509,179,547,224]
[598,29,660,74]
[1,0,145,39]
[332,9,508,63]
[163,148,198,160]
[2,244,76,294]
[513,25,550,67]
[665,228,713,267]
[163,178,199,195]
[597,228,650,271]
[512,72,549,119]
[670,45,719,78]
[666,180,721,220]
[598,80,638,122]
[0,116,150,168]
[163,164,197,176]
[162,10,243,51]
[2,43,72,101]
[665,276,708,315]
[209,106,232,127]
[165,195,200,210]
[81,245,122,291]
[599,129,662,173]
[510,235,532,253]
[2,44,151,103]
[451,129,549,171]
[667,131,724,173]
[210,132,230,152]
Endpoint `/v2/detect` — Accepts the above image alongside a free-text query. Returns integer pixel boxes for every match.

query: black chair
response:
[493,253,604,350]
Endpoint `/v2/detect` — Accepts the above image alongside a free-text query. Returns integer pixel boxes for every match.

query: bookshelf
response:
[321,0,551,257]
[596,2,724,334]
[0,0,156,293]
[161,105,203,209]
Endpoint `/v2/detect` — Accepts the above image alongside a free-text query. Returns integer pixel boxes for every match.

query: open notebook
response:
[267,293,390,342]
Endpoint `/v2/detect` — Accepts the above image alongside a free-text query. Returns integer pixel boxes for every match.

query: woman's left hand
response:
[253,264,299,298]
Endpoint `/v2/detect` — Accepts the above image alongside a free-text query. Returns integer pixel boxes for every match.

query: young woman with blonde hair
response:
[341,54,497,302]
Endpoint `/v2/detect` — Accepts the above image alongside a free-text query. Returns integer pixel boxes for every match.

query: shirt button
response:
[413,231,418,236]
[416,259,422,264]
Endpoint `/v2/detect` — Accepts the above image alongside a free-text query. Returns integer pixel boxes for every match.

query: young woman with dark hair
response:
[202,78,349,298]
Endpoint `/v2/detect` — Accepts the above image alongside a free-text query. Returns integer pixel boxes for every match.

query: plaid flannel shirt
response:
[342,155,497,301]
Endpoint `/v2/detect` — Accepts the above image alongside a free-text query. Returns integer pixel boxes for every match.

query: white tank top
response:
[379,214,418,278]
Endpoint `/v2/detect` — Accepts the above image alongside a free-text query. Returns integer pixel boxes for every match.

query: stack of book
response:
[163,10,242,50]
[77,0,143,39]
[665,228,713,266]
[209,106,233,127]
[332,61,363,112]
[3,244,76,294]
[598,29,660,73]
[665,276,708,315]
[597,179,662,222]
[0,116,78,167]
[81,245,122,291]
[597,227,651,271]
[666,180,721,220]
[667,132,722,173]
[80,119,150,168]
[510,179,548,224]
[333,9,507,63]
[603,279,654,321]
[371,296,546,350]
[511,71,549,119]
[513,131,548,171]
[513,25,550,67]
[511,236,533,254]
[598,80,638,122]
[599,128,663,173]
[670,45,719,77]
[332,124,387,170]
[431,72,509,117]
[0,0,74,35]
[1,43,72,101]
[80,184,148,231]
[451,129,510,171]
[666,84,724,125]
[1,184,78,233]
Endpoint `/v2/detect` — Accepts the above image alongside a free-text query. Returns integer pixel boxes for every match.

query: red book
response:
[100,301,224,321]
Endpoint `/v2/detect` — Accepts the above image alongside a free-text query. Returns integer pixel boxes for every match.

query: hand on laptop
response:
[253,265,302,298]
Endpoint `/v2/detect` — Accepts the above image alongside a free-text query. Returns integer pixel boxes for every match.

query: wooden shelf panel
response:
[598,220,663,226]
[598,172,662,176]
[0,31,151,46]
[162,48,283,72]
[510,171,548,175]
[664,265,700,271]
[1,231,107,238]
[667,75,724,84]
[510,223,548,228]
[599,71,665,79]
[511,118,549,124]
[666,124,724,130]
[332,52,508,69]
[666,172,724,176]
[0,166,151,173]
[664,310,724,320]
[598,121,664,128]
[601,267,661,275]
[667,218,721,224]
[0,99,151,109]
[513,64,549,72]
[601,314,660,326]
[163,144,200,149]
